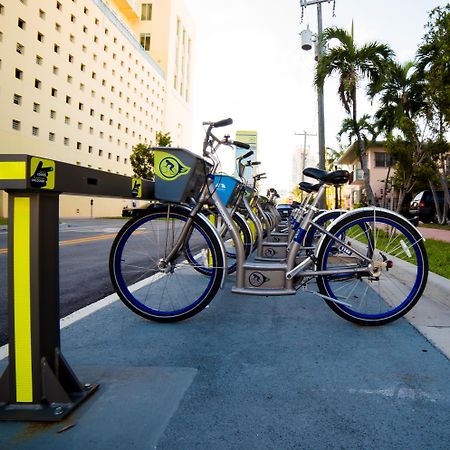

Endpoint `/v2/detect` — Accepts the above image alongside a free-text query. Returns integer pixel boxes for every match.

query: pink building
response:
[337,142,394,209]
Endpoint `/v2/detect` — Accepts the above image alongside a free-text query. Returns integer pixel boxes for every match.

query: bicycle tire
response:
[109,203,226,322]
[316,208,428,325]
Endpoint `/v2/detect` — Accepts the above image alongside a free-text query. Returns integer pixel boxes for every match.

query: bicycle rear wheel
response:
[316,208,428,325]
[109,203,226,322]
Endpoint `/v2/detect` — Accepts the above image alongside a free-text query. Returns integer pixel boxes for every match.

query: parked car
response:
[409,190,449,223]
[276,204,293,220]
[122,202,152,217]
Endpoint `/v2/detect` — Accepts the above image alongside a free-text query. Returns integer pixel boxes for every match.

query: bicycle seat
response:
[303,168,350,185]
[299,181,321,193]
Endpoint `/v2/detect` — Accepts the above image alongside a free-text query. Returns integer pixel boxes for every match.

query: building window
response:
[56,1,62,11]
[35,79,42,89]
[54,44,60,53]
[13,94,22,105]
[50,110,56,119]
[53,65,59,74]
[12,120,21,131]
[39,9,46,19]
[33,102,40,112]
[140,33,151,51]
[16,43,24,54]
[65,95,71,103]
[76,142,82,150]
[141,3,152,20]
[51,87,57,96]
[37,32,44,42]
[18,18,26,29]
[64,137,69,146]
[32,126,39,136]
[88,146,93,153]
[36,55,43,65]
[64,116,70,124]
[55,22,61,32]
[49,132,55,141]
[374,152,392,168]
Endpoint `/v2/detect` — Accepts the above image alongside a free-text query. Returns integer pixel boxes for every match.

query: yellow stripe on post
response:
[0,162,27,180]
[13,197,33,403]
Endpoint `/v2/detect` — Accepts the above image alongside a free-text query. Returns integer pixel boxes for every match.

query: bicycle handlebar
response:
[231,140,250,150]
[212,118,233,128]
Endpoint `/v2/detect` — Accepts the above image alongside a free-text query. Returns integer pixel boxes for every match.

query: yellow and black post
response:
[0,154,154,421]
[0,156,97,420]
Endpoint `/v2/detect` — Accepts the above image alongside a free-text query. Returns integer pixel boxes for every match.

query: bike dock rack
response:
[0,154,154,421]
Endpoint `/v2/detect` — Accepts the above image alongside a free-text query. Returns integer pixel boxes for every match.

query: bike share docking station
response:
[0,154,154,421]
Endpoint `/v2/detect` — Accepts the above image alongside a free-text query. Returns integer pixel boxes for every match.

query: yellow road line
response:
[59,233,118,247]
[0,232,118,254]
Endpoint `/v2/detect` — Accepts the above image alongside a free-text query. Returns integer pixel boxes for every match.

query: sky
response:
[186,0,448,193]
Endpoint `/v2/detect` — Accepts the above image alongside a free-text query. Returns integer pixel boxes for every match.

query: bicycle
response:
[109,119,429,326]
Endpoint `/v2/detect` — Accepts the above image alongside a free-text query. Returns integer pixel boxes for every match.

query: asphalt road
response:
[0,219,128,345]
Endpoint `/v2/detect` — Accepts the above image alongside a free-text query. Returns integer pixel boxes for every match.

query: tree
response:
[130,131,172,180]
[369,60,429,212]
[416,4,450,127]
[369,60,424,133]
[416,4,450,223]
[315,26,394,205]
[155,131,172,147]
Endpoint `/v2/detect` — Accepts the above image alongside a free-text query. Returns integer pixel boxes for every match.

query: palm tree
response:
[369,60,424,133]
[314,26,394,205]
[369,60,429,212]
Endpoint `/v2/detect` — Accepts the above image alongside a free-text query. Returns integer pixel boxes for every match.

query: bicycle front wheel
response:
[316,208,428,325]
[109,203,226,322]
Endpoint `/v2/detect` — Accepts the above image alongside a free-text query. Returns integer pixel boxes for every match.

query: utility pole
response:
[295,130,316,181]
[299,0,335,173]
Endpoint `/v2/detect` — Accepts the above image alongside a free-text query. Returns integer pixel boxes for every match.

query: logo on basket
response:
[249,272,270,287]
[157,155,191,181]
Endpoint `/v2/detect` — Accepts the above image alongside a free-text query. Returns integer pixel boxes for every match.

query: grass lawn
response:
[420,223,450,231]
[424,238,450,279]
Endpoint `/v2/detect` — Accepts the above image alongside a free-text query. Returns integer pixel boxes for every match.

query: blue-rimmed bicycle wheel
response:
[316,209,428,325]
[109,203,226,322]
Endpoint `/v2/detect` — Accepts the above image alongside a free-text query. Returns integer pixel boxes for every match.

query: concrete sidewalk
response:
[418,225,450,243]
[1,272,450,449]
